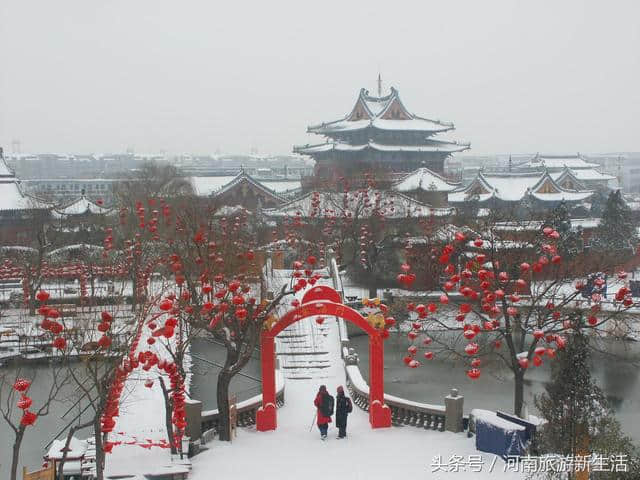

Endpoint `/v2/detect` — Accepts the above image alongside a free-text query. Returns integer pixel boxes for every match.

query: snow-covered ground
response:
[189,313,525,480]
[103,318,179,478]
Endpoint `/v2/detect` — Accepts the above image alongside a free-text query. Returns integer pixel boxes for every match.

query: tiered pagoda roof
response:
[294,86,469,178]
[448,171,592,204]
[307,88,455,136]
[295,139,469,156]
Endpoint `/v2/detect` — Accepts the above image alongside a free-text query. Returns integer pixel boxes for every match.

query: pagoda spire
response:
[377,73,382,97]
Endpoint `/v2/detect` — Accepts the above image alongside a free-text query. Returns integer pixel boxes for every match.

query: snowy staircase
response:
[276,317,331,380]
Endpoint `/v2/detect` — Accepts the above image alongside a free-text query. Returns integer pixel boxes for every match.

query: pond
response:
[0,363,94,479]
[189,337,262,410]
[349,330,640,442]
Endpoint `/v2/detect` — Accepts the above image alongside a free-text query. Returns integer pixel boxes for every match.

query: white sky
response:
[0,0,638,156]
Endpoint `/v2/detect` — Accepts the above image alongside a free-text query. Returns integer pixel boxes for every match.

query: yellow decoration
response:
[366,313,385,329]
[372,297,381,306]
[264,315,278,330]
[362,298,370,306]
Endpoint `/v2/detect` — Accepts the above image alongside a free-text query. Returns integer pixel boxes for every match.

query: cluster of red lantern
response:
[35,290,67,350]
[402,301,437,367]
[291,257,322,294]
[13,378,37,426]
[397,226,592,379]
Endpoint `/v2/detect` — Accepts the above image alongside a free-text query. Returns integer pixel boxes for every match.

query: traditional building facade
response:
[391,167,460,207]
[448,171,593,209]
[294,86,469,187]
[190,171,289,211]
[515,154,617,191]
[0,151,51,245]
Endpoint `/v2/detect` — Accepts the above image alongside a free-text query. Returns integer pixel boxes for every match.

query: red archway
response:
[256,286,391,431]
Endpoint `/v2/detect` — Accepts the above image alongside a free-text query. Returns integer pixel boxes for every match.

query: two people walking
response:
[313,385,352,440]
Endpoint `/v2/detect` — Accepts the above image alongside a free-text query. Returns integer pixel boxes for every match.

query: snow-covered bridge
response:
[103,265,527,479]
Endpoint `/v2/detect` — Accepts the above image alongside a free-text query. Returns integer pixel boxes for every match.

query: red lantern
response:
[466,368,481,380]
[13,379,31,392]
[53,337,67,350]
[35,290,50,302]
[464,343,479,356]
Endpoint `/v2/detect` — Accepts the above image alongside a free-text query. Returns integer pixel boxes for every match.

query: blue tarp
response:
[473,410,528,458]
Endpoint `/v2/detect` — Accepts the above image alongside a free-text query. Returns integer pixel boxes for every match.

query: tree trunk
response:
[57,420,92,480]
[10,428,25,480]
[514,370,525,418]
[216,369,233,441]
[94,418,105,480]
[368,285,377,300]
[159,377,177,454]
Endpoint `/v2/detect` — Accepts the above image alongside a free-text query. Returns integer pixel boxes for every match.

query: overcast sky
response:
[1,0,638,156]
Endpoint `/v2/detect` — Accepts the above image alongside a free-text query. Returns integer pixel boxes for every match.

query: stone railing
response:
[327,254,465,433]
[344,363,458,431]
[185,370,285,443]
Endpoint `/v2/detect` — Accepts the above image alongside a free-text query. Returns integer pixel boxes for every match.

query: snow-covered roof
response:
[0,155,50,212]
[213,171,286,203]
[46,437,88,460]
[493,218,601,231]
[190,175,301,197]
[551,167,616,182]
[213,205,252,217]
[263,189,453,219]
[307,87,455,135]
[295,140,469,155]
[392,168,460,192]
[448,171,593,204]
[52,195,111,218]
[515,153,600,170]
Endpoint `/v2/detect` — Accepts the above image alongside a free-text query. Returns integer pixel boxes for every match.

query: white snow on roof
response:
[0,180,35,211]
[471,409,526,432]
[46,437,88,460]
[449,172,592,203]
[296,140,468,155]
[516,154,599,170]
[53,196,111,218]
[263,189,453,219]
[213,205,251,217]
[392,168,460,192]
[551,168,616,182]
[190,176,300,197]
[309,117,452,134]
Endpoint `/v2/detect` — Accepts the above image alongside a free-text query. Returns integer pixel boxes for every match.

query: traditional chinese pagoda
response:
[294,82,469,187]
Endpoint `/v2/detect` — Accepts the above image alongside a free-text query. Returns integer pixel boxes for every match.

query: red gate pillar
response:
[368,332,391,428]
[256,332,277,431]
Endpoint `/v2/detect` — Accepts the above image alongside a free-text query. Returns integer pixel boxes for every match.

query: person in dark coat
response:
[314,385,332,439]
[335,385,352,439]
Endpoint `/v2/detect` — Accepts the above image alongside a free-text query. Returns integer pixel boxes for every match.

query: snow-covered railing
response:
[345,364,448,431]
[328,254,462,433]
[199,369,285,437]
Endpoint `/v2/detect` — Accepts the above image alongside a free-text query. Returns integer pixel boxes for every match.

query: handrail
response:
[200,369,285,436]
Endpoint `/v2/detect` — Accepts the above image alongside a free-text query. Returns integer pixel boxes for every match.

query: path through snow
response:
[190,313,526,480]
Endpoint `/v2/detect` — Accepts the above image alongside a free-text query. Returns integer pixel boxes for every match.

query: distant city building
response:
[22,178,119,204]
[294,86,470,187]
